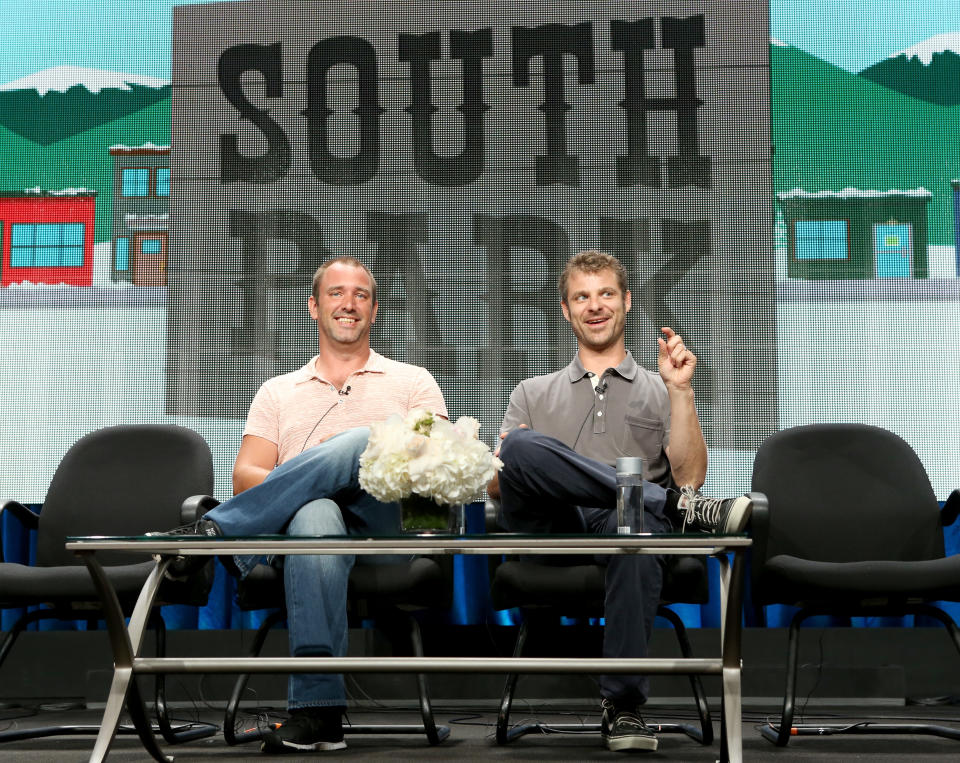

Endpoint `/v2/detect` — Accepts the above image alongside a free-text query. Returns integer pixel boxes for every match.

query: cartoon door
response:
[873,223,912,278]
[132,233,167,286]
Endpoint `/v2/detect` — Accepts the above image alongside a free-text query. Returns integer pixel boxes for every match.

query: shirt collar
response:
[566,350,639,383]
[295,349,386,385]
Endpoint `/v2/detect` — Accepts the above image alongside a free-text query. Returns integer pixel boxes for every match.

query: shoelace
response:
[680,486,722,531]
[602,701,649,732]
[614,710,647,730]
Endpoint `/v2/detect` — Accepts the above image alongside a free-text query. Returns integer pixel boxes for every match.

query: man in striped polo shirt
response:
[168,256,447,753]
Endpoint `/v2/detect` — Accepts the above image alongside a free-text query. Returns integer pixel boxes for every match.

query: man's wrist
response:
[664,381,695,397]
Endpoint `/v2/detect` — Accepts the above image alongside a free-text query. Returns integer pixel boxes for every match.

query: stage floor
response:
[0,702,959,760]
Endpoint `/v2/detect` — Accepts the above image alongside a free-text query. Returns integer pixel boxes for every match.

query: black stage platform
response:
[0,702,958,761]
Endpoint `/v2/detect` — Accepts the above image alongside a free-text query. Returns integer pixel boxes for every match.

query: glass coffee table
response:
[67,533,751,762]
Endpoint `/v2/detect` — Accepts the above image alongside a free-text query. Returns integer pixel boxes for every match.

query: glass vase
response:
[399,494,465,534]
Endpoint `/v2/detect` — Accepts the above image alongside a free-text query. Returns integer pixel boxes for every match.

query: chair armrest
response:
[746,491,768,537]
[0,499,40,529]
[746,490,769,593]
[180,494,221,525]
[484,499,506,533]
[942,489,960,527]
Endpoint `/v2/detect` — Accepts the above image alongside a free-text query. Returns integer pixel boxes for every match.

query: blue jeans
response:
[497,428,672,705]
[206,427,401,708]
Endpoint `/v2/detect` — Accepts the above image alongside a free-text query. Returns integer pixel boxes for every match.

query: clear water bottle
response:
[616,456,644,534]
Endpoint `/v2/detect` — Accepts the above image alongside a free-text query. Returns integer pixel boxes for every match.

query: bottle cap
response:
[616,456,643,474]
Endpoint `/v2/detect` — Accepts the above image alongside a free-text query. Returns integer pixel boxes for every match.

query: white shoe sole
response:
[604,733,658,751]
[723,495,753,534]
[261,738,347,753]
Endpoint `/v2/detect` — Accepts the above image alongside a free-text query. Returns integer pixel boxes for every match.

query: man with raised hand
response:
[488,249,751,752]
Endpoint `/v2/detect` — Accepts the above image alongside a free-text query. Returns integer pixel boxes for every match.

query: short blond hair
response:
[312,257,378,303]
[558,250,628,303]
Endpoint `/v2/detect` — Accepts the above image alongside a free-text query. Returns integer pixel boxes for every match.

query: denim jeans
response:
[206,426,401,708]
[497,428,672,705]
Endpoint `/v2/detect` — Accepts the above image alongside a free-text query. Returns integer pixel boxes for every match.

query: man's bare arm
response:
[658,327,708,488]
[232,434,279,495]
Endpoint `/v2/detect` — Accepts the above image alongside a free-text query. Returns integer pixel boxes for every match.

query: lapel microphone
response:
[339,385,351,396]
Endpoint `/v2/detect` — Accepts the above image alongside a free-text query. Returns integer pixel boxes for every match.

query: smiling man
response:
[488,249,752,752]
[166,256,447,754]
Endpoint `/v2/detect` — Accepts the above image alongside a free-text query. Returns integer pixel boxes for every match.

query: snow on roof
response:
[21,186,98,196]
[125,213,170,221]
[109,142,170,153]
[0,65,168,96]
[124,213,170,230]
[5,280,81,289]
[777,187,932,200]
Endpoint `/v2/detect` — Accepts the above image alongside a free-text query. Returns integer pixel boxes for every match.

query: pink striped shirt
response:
[244,350,448,465]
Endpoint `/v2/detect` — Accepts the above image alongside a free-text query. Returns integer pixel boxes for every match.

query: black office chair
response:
[751,422,960,746]
[187,495,453,747]
[0,424,218,744]
[490,551,714,745]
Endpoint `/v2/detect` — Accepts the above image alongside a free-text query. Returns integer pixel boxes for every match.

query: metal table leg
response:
[716,551,745,763]
[78,551,173,763]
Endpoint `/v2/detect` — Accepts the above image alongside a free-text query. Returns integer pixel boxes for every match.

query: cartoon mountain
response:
[0,65,170,145]
[858,32,960,106]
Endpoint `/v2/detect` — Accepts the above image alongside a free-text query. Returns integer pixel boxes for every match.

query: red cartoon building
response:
[0,189,97,287]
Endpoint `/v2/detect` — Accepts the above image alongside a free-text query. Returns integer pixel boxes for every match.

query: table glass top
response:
[67,531,745,542]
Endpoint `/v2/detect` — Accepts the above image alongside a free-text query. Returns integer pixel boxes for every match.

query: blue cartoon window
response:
[115,237,130,271]
[156,168,170,196]
[795,220,848,260]
[10,223,85,267]
[122,168,150,196]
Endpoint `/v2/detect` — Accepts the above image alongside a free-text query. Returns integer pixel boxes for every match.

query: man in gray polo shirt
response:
[487,249,752,753]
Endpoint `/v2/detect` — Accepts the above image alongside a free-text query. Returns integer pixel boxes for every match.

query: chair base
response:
[763,601,960,747]
[348,723,450,741]
[760,722,960,744]
[226,721,451,746]
[0,722,218,744]
[496,606,713,746]
[498,720,706,745]
[0,606,217,747]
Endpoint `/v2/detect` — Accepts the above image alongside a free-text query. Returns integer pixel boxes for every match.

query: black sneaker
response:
[678,486,753,534]
[149,517,222,581]
[261,707,346,753]
[600,698,658,752]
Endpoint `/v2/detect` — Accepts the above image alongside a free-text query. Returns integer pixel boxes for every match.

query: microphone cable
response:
[297,385,352,454]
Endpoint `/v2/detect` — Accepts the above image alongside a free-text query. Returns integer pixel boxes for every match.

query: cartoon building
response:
[0,189,96,287]
[109,144,169,285]
[777,188,931,280]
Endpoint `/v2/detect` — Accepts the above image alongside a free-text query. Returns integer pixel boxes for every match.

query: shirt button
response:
[598,394,604,400]
[597,411,603,417]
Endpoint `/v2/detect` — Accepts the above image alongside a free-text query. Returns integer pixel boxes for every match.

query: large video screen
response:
[0,0,956,504]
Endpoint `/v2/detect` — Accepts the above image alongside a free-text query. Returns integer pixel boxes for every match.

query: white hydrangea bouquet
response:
[359,409,502,529]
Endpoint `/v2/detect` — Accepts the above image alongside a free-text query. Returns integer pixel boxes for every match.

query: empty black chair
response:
[0,424,217,744]
[751,422,960,746]
[490,553,714,745]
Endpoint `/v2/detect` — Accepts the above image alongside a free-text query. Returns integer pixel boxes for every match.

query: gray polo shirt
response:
[500,352,674,489]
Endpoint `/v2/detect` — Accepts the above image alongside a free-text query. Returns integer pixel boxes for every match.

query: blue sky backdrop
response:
[0,0,957,84]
